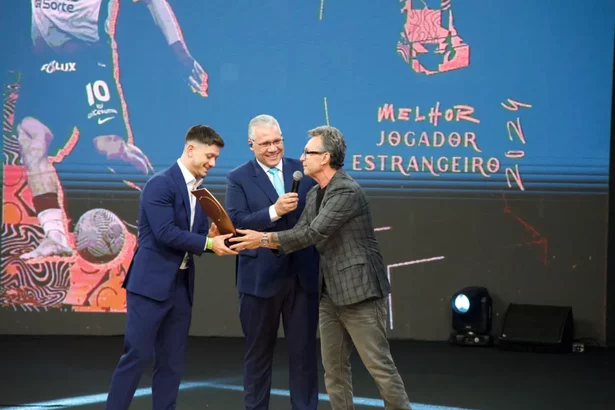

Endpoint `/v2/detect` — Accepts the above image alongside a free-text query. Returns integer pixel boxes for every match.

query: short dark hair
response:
[308,126,346,170]
[185,124,225,147]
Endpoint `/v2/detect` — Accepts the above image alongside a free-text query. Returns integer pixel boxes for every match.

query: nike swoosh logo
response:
[97,116,115,125]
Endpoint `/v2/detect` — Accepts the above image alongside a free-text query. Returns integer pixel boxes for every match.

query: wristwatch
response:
[260,233,269,247]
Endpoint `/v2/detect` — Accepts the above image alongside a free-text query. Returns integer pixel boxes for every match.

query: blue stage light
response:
[453,293,470,314]
[450,286,493,346]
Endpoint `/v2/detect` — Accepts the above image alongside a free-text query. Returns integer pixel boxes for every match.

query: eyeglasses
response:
[251,138,284,149]
[301,149,326,157]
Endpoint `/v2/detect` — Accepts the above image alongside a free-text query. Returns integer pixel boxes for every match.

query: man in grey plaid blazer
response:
[230,126,412,410]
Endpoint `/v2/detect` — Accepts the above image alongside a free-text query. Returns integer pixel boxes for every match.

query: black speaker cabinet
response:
[498,303,574,353]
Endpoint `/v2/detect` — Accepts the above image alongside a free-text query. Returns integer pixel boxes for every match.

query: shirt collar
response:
[256,158,283,174]
[177,159,202,188]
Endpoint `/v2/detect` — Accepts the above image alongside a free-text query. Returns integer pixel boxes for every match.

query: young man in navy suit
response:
[105,125,237,410]
[226,115,320,410]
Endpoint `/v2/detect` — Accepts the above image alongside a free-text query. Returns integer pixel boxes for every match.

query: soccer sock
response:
[32,193,69,247]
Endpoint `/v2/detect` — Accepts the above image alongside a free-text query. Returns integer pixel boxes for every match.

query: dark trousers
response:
[239,275,319,410]
[106,269,192,410]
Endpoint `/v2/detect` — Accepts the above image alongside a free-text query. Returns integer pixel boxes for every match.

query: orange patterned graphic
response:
[2,75,135,312]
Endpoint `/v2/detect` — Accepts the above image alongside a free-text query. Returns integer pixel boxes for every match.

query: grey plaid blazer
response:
[277,170,391,306]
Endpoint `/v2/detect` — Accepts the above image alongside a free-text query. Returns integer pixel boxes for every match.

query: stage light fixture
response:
[450,286,493,346]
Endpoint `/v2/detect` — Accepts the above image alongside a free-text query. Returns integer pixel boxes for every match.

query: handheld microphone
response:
[291,171,303,193]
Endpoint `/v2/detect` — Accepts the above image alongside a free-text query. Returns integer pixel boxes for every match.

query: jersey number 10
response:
[86,80,111,106]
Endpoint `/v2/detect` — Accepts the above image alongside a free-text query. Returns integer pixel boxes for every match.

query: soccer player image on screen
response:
[15,0,208,260]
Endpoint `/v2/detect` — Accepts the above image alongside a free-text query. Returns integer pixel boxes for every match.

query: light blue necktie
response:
[267,167,285,196]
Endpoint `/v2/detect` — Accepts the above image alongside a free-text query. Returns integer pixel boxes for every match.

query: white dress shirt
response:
[256,159,284,222]
[177,159,202,269]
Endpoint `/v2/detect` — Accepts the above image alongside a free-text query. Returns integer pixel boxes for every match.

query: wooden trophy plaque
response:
[191,188,237,246]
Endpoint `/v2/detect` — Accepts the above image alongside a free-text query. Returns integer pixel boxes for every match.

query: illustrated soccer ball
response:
[74,208,126,263]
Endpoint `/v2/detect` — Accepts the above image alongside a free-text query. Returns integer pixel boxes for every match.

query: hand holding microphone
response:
[274,171,303,216]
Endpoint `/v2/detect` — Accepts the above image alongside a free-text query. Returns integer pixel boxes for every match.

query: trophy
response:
[191,187,238,247]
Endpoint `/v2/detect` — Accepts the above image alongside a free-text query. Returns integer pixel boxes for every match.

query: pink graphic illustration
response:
[397,0,470,75]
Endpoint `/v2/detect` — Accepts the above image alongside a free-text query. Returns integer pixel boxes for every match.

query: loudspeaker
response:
[498,303,574,353]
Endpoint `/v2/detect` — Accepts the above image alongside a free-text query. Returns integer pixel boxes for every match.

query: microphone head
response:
[292,171,303,181]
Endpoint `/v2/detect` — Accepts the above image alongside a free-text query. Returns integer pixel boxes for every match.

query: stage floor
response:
[0,335,612,410]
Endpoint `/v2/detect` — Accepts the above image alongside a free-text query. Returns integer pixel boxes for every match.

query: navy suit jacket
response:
[226,158,320,298]
[123,162,209,305]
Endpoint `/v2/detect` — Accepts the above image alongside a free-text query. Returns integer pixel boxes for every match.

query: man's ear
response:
[322,152,330,166]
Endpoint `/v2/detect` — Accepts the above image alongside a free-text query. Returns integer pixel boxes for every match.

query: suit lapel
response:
[192,199,201,232]
[317,189,325,214]
[282,158,293,194]
[171,163,191,227]
[306,185,319,217]
[319,170,343,213]
[251,159,279,204]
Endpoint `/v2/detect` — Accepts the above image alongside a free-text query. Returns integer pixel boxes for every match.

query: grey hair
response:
[308,126,346,170]
[248,114,282,140]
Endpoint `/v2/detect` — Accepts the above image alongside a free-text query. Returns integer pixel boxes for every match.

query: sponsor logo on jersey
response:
[96,116,115,125]
[34,0,79,13]
[88,105,119,125]
[40,61,77,74]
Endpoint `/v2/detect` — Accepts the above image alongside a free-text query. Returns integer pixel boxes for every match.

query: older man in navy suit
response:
[105,125,237,410]
[226,115,320,410]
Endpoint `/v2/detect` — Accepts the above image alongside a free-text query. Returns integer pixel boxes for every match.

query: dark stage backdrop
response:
[1,0,613,342]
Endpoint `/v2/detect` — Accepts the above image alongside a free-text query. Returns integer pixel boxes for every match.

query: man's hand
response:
[274,193,299,217]
[170,42,208,98]
[208,222,220,237]
[211,234,238,256]
[229,229,264,251]
[188,59,208,98]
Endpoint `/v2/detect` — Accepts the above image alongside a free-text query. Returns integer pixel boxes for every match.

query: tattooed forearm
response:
[266,232,281,249]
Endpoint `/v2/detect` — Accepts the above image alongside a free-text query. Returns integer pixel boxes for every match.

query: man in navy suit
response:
[225,115,320,410]
[105,124,237,410]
